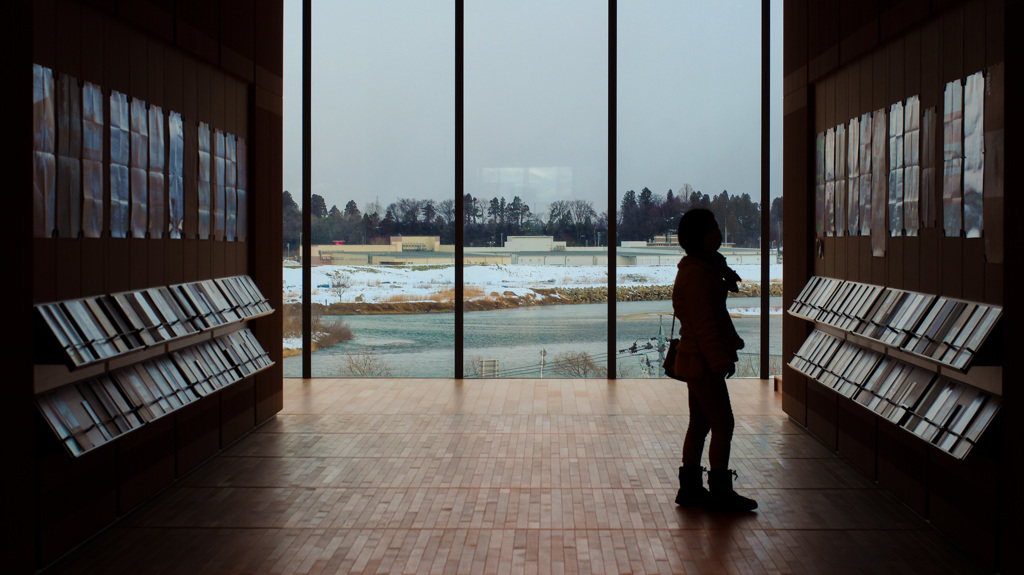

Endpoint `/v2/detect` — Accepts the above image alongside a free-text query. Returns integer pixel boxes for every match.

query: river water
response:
[283,297,783,378]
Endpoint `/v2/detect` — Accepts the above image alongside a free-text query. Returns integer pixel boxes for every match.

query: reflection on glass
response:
[466,0,606,378]
[297,0,454,378]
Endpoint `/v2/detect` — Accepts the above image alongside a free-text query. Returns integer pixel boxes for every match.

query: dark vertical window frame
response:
[455,0,465,378]
[760,0,770,379]
[302,0,312,378]
[607,0,617,379]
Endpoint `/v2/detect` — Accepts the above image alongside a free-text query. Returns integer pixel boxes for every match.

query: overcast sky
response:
[282,0,783,216]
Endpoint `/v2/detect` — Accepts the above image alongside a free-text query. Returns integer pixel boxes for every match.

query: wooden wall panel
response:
[840,0,878,66]
[116,415,175,514]
[36,437,117,567]
[81,7,105,85]
[252,99,284,424]
[183,238,199,283]
[963,0,986,75]
[81,239,107,296]
[942,7,965,84]
[876,419,928,516]
[962,238,985,301]
[986,0,1005,66]
[857,237,871,284]
[846,229,859,280]
[940,237,963,298]
[903,235,920,290]
[176,0,219,67]
[254,0,285,84]
[805,383,838,450]
[929,446,999,570]
[106,239,130,293]
[880,0,930,43]
[782,82,811,423]
[55,0,82,78]
[27,3,284,572]
[211,241,226,277]
[221,378,256,447]
[984,263,1002,305]
[148,241,166,287]
[128,238,148,290]
[8,3,38,570]
[1001,4,1021,570]
[836,399,876,478]
[120,0,173,45]
[55,239,83,301]
[887,238,904,290]
[130,31,147,102]
[221,0,256,83]
[176,396,221,476]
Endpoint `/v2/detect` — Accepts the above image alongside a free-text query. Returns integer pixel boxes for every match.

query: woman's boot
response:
[707,469,757,512]
[675,466,709,506]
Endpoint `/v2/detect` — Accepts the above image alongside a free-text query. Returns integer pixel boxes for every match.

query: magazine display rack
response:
[35,276,272,371]
[788,277,1001,459]
[33,276,274,457]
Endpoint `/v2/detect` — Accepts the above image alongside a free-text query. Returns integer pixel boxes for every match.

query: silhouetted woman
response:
[671,208,757,512]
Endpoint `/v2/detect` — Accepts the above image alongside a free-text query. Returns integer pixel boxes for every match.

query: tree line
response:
[282,186,782,251]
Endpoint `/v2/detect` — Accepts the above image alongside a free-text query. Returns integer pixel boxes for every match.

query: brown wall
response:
[19,0,284,571]
[783,0,1011,570]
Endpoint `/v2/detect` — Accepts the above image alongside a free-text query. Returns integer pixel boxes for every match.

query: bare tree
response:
[339,354,393,377]
[551,350,607,377]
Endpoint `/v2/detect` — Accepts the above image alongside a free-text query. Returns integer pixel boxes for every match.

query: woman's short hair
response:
[677,208,718,253]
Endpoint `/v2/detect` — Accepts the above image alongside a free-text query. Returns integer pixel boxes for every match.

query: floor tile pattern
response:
[45,378,988,574]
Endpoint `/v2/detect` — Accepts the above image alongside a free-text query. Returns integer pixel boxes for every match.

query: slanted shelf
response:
[788,276,1003,460]
[788,276,1001,374]
[36,327,274,457]
[34,275,273,375]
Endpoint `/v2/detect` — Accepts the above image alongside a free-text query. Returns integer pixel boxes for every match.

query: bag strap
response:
[669,314,677,337]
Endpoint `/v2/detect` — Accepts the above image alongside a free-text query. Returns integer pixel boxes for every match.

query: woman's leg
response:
[682,383,712,466]
[685,373,735,470]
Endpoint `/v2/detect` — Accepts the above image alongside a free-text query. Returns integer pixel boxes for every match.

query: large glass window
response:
[290,0,456,378]
[463,1,608,378]
[616,1,773,377]
[282,0,303,376]
[284,1,779,379]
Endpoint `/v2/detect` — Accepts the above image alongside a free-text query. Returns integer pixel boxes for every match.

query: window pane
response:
[464,1,608,378]
[300,0,455,378]
[616,1,769,377]
[770,1,784,376]
[282,0,303,376]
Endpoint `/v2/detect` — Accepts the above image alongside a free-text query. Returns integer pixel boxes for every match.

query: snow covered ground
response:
[282,262,783,307]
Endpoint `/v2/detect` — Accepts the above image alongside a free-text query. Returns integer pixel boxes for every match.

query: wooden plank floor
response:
[46,378,989,574]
